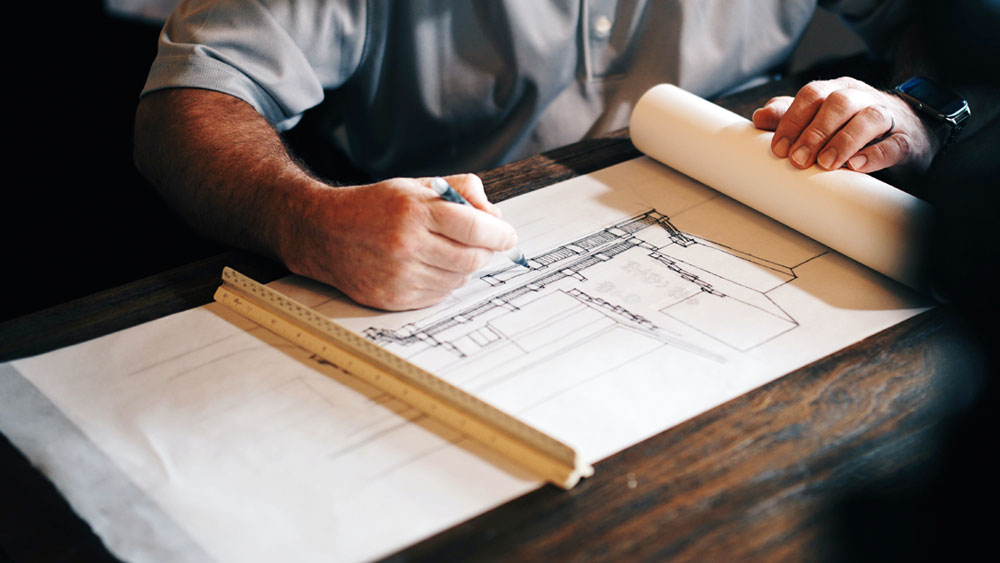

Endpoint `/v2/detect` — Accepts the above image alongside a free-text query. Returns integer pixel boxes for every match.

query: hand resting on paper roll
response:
[752,76,937,177]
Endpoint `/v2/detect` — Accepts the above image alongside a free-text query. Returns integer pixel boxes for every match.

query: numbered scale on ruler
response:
[214,267,593,489]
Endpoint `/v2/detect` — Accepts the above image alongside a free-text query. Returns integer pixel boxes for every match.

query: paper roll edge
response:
[628,83,934,292]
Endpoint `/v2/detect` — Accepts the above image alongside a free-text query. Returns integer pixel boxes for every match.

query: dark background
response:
[3,2,223,323]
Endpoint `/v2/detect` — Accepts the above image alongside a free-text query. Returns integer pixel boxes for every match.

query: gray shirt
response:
[142,0,907,179]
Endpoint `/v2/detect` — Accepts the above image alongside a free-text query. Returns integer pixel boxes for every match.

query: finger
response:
[443,173,502,217]
[381,290,450,311]
[770,81,836,157]
[352,255,472,311]
[428,199,518,251]
[752,96,793,130]
[418,231,497,274]
[367,278,460,311]
[769,77,860,158]
[785,88,875,169]
[314,249,462,312]
[815,104,894,170]
[403,260,473,293]
[846,133,912,174]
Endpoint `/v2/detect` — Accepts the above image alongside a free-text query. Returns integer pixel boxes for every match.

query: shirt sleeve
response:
[140,0,367,130]
[819,0,912,56]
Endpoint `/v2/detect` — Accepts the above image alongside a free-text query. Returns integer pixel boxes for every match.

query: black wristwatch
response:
[893,76,971,153]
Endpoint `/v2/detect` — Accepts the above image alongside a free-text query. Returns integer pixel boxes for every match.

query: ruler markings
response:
[214,267,592,489]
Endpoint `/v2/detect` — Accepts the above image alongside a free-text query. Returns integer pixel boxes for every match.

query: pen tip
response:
[510,249,529,268]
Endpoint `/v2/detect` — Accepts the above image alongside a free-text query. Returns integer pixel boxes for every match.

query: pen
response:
[430,177,529,268]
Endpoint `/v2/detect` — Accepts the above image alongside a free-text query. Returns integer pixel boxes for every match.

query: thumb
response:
[751,96,793,131]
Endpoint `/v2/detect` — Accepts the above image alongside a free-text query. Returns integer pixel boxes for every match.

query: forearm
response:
[133,88,321,263]
[133,88,517,311]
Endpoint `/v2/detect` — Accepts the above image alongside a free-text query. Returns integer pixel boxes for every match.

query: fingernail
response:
[817,147,837,170]
[773,137,790,157]
[848,155,867,170]
[791,145,810,167]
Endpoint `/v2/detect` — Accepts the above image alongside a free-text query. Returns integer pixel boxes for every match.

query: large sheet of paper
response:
[0,87,930,562]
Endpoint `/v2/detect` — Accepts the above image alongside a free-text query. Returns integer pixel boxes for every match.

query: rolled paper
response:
[629,84,931,289]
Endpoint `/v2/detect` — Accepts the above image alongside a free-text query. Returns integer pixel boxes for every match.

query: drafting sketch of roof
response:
[364,210,827,381]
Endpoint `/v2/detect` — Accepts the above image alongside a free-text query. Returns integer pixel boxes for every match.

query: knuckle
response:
[891,134,913,159]
[465,215,480,241]
[836,127,862,148]
[869,143,890,163]
[868,135,906,166]
[385,227,416,258]
[765,95,792,107]
[835,76,862,88]
[799,126,829,146]
[854,105,879,126]
[798,81,825,100]
[384,189,421,220]
[459,172,482,187]
[779,113,810,133]
[861,104,890,126]
[781,117,814,134]
[458,213,481,245]
[452,173,485,198]
[825,89,853,111]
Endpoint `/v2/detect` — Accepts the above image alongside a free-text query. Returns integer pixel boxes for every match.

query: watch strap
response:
[893,76,971,155]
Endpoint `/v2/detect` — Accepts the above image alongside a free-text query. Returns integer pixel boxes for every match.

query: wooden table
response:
[0,78,990,562]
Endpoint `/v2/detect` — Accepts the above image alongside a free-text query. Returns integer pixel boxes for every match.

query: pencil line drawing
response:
[362,210,828,395]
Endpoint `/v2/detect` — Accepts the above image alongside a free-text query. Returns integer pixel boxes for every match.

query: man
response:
[133,0,947,311]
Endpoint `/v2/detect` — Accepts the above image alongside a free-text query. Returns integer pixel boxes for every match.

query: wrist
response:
[892,76,971,155]
[271,175,336,275]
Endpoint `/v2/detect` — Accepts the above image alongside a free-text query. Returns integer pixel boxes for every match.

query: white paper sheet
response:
[1,87,932,562]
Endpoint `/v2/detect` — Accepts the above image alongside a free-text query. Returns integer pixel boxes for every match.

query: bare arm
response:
[134,88,517,310]
[134,89,309,260]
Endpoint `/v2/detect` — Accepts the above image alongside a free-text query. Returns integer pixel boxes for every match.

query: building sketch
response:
[364,210,826,393]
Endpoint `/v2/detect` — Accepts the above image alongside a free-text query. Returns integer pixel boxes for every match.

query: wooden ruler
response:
[214,267,593,489]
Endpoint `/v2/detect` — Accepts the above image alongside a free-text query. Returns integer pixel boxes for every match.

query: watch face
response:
[899,77,967,116]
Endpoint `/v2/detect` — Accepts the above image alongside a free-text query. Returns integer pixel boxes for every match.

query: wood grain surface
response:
[390,310,966,562]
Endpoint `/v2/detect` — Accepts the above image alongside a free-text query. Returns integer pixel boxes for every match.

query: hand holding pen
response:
[278,173,520,312]
[431,177,529,267]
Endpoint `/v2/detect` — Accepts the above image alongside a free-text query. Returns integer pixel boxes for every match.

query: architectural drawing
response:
[364,210,827,394]
[1,154,930,563]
